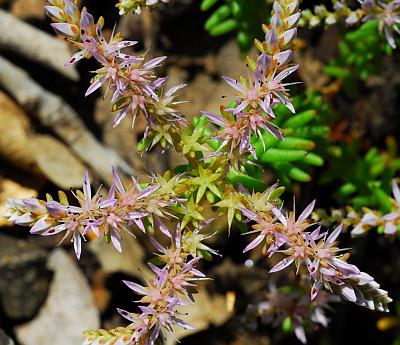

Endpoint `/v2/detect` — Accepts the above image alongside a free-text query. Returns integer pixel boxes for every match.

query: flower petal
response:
[269,256,294,273]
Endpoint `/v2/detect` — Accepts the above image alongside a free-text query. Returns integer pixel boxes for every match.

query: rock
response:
[0,330,15,345]
[0,235,51,320]
[15,249,100,345]
[32,135,87,189]
[166,285,232,345]
[89,231,153,279]
[10,0,46,19]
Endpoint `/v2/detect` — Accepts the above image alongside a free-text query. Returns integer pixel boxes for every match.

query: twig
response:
[0,56,134,183]
[0,9,79,81]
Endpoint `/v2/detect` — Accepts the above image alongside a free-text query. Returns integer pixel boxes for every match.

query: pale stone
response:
[15,249,100,345]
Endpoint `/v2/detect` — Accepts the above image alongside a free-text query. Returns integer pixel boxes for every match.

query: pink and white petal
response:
[80,11,95,32]
[106,41,138,55]
[65,50,86,66]
[384,221,397,235]
[355,272,374,285]
[243,234,265,253]
[111,167,126,194]
[339,285,357,302]
[350,224,366,237]
[274,91,296,113]
[222,76,245,92]
[113,106,129,127]
[232,100,249,114]
[44,6,63,20]
[382,211,400,221]
[272,207,287,227]
[85,76,106,96]
[51,23,76,38]
[143,56,167,69]
[360,212,379,225]
[137,185,160,199]
[41,223,67,236]
[282,28,297,46]
[287,12,301,28]
[392,179,400,204]
[274,50,293,66]
[82,171,91,200]
[275,64,299,81]
[298,199,316,223]
[308,258,320,277]
[201,111,226,127]
[150,236,166,253]
[311,279,322,300]
[293,324,307,344]
[165,83,187,97]
[239,207,258,221]
[326,223,343,245]
[111,230,123,253]
[266,123,284,141]
[73,232,82,260]
[30,218,52,234]
[171,317,196,330]
[117,308,137,322]
[384,26,396,49]
[269,256,294,273]
[332,258,360,275]
[122,280,148,295]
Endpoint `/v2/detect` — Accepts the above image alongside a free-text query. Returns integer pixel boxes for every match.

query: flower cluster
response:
[4,169,179,259]
[116,0,170,15]
[241,194,392,312]
[84,223,212,345]
[250,285,338,344]
[349,179,400,237]
[301,0,400,48]
[45,0,186,138]
[202,0,300,169]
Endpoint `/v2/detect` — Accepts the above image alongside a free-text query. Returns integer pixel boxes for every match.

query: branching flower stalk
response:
[241,198,392,312]
[301,0,400,48]
[45,0,186,138]
[1,0,394,344]
[311,179,400,238]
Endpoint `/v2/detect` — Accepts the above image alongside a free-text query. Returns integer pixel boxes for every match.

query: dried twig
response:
[0,9,78,80]
[0,56,134,183]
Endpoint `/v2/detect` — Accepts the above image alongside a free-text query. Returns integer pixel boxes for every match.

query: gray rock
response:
[15,249,100,345]
[0,330,14,345]
[0,235,51,320]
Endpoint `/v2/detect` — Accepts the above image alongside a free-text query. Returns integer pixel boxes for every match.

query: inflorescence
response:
[301,0,400,48]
